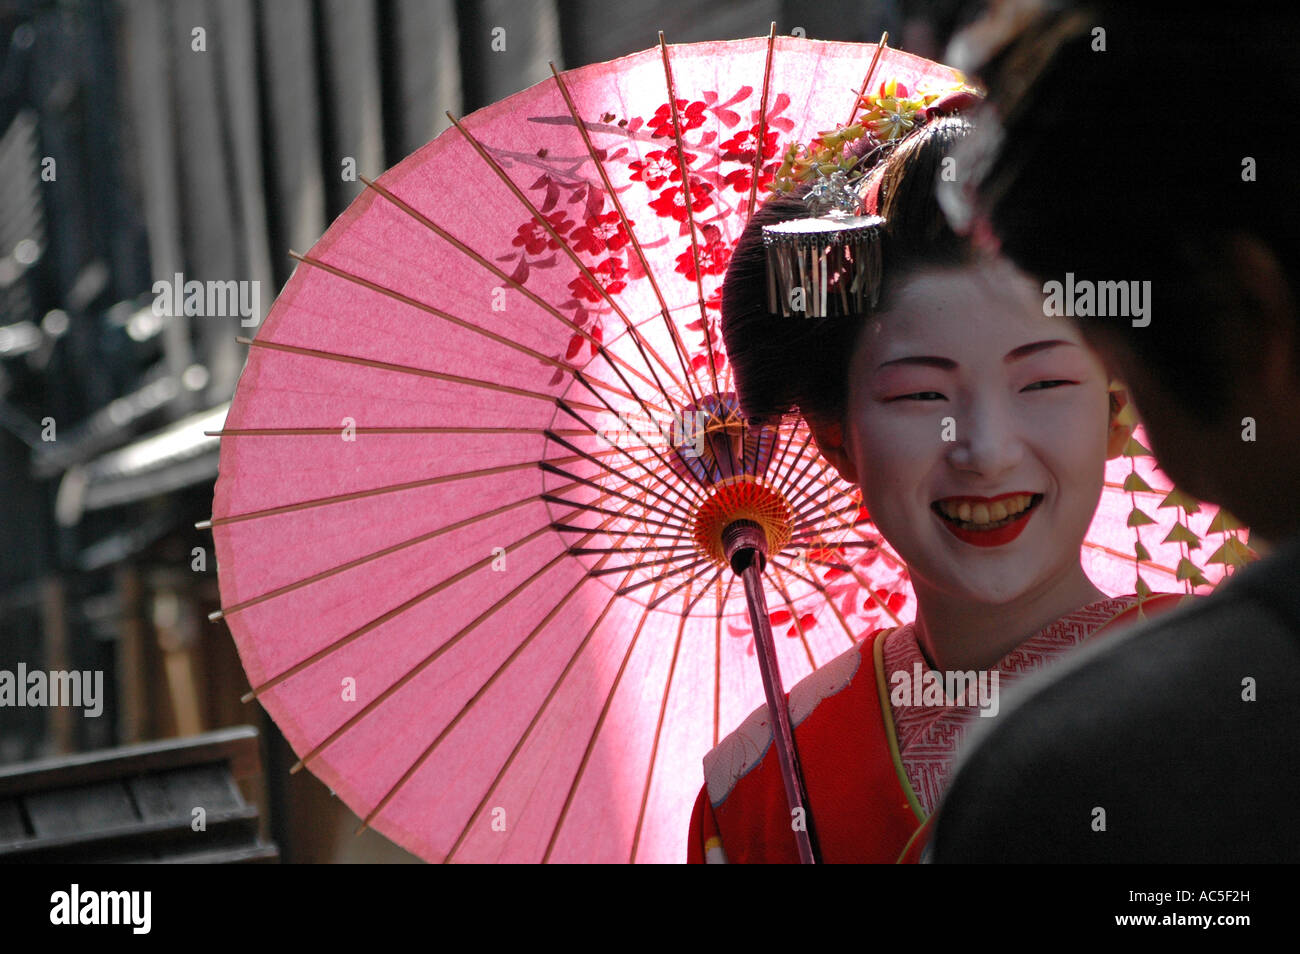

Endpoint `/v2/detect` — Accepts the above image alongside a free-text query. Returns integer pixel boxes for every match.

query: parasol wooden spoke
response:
[540,492,691,535]
[245,522,552,706]
[586,547,710,578]
[787,502,909,576]
[774,437,836,514]
[539,574,667,863]
[550,522,684,542]
[713,574,734,747]
[767,557,859,652]
[567,542,697,556]
[629,577,694,863]
[768,420,817,501]
[572,522,706,585]
[545,416,705,511]
[783,495,852,547]
[1104,479,1175,496]
[676,562,727,616]
[867,533,909,574]
[783,474,847,525]
[846,32,890,127]
[774,547,847,571]
[785,536,878,552]
[644,558,720,610]
[561,446,707,593]
[654,34,753,485]
[212,483,583,624]
[200,452,602,528]
[290,249,658,412]
[659,33,725,406]
[656,36,741,469]
[554,396,709,509]
[354,560,599,831]
[780,540,880,574]
[545,424,704,519]
[247,486,627,722]
[292,546,565,774]
[538,459,693,530]
[1084,540,1181,579]
[790,495,864,534]
[548,421,696,512]
[342,500,642,825]
[777,549,855,576]
[746,23,778,224]
[545,65,711,411]
[445,112,701,409]
[785,479,857,533]
[237,336,607,416]
[789,512,910,578]
[355,176,691,431]
[208,425,580,438]
[757,563,818,671]
[614,554,714,596]
[757,413,798,486]
[442,556,647,861]
[634,535,717,608]
[840,560,908,627]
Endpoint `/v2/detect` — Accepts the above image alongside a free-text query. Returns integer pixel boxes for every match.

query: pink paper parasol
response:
[206,30,1248,863]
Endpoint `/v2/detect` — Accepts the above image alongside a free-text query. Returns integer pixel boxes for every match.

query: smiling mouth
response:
[931,493,1043,532]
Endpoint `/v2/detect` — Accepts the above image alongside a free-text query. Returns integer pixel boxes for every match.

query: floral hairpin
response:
[760,76,979,318]
[769,79,978,200]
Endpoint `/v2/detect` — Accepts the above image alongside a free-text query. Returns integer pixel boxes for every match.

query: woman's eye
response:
[1021,379,1075,392]
[890,391,946,402]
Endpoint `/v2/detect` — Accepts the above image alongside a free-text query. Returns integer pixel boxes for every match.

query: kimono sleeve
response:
[687,781,728,863]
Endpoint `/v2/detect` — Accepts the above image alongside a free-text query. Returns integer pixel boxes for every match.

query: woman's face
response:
[843,261,1111,606]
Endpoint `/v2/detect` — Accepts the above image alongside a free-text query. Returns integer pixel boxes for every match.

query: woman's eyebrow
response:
[874,340,1077,372]
[875,355,958,371]
[1005,339,1076,362]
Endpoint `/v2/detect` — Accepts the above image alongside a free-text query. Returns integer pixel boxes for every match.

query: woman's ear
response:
[1106,385,1134,460]
[806,414,861,485]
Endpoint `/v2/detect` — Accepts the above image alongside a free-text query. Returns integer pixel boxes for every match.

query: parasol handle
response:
[724,520,820,864]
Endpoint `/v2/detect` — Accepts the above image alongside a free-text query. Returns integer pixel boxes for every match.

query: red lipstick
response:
[932,492,1042,548]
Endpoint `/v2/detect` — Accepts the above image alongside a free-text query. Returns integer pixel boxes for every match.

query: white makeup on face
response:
[844,261,1111,611]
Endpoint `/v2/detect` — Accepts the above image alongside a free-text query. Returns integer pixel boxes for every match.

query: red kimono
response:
[687,593,1187,863]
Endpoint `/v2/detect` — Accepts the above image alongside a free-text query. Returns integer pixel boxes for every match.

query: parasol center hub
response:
[722,519,768,574]
[692,476,794,569]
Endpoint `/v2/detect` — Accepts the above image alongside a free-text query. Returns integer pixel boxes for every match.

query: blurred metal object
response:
[32,371,184,479]
[53,403,227,526]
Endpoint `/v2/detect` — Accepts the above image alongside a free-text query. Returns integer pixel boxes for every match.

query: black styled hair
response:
[721,117,975,427]
[970,1,1300,421]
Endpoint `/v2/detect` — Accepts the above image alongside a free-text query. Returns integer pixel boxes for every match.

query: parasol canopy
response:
[207,31,1245,863]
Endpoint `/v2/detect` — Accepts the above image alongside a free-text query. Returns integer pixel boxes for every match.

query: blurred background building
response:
[0,0,976,862]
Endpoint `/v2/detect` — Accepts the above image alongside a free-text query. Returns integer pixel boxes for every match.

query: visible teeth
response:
[937,494,1038,525]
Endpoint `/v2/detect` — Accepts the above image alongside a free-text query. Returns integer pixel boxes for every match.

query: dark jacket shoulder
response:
[931,536,1300,863]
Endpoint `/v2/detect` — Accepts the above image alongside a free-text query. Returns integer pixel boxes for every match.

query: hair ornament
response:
[761,73,979,318]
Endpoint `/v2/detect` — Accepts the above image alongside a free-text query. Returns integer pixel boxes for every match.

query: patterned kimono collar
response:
[881,594,1144,814]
